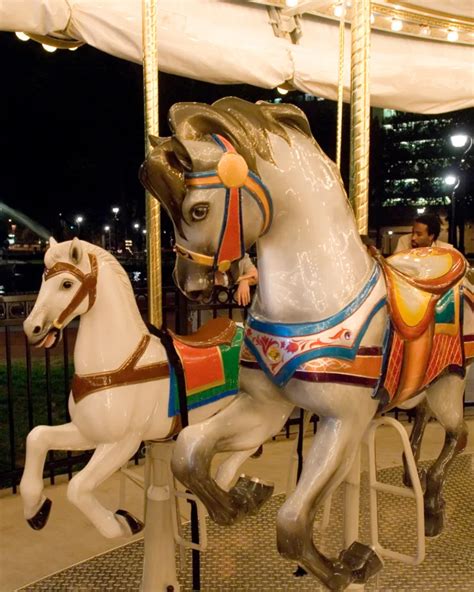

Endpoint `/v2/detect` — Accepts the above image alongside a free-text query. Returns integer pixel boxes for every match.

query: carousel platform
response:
[16,450,474,591]
[16,455,474,592]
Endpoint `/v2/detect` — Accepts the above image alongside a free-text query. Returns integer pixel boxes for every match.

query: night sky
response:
[1,31,345,240]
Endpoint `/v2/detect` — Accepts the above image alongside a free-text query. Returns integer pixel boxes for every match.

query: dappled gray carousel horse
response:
[140,98,473,591]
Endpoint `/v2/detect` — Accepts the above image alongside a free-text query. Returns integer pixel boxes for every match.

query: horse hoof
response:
[115,509,144,535]
[230,475,274,515]
[339,541,383,584]
[425,508,445,537]
[27,498,52,530]
[324,560,353,591]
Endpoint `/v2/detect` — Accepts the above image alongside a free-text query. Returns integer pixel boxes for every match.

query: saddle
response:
[378,247,467,408]
[167,318,243,417]
[169,317,236,348]
[382,247,466,340]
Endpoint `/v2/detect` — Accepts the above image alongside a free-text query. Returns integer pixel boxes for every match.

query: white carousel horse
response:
[20,237,256,539]
[140,97,473,591]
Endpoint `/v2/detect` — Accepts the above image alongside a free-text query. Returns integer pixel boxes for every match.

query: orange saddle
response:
[378,247,467,408]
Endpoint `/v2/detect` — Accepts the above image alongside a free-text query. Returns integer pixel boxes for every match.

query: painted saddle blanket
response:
[241,265,388,390]
[168,325,243,417]
[242,250,473,410]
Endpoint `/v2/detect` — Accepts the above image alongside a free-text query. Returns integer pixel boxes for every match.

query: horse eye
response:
[191,204,209,221]
[62,280,73,290]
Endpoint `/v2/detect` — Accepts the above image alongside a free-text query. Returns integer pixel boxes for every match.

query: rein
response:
[176,134,273,272]
[44,253,98,329]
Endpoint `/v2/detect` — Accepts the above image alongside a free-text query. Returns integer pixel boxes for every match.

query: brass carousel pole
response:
[344,0,371,563]
[143,0,162,327]
[336,5,346,170]
[349,0,371,234]
[141,3,178,592]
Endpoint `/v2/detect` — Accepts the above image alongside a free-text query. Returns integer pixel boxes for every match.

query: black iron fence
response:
[0,286,249,492]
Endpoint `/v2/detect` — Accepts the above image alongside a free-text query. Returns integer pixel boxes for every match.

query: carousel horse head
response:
[23,237,98,347]
[139,97,313,300]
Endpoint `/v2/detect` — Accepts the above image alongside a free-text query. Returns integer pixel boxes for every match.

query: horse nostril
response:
[32,325,42,335]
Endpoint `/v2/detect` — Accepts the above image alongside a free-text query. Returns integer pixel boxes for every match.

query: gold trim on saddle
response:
[169,317,237,348]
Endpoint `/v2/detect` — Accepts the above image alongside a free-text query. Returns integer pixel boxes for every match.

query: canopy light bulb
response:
[391,18,403,32]
[419,24,430,35]
[450,134,469,148]
[42,44,57,53]
[370,13,375,24]
[285,0,298,7]
[447,29,458,42]
[15,32,30,41]
[68,46,79,51]
[277,86,289,95]
[334,3,345,17]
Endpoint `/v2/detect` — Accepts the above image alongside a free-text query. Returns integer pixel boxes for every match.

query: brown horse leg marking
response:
[402,399,430,490]
[424,421,468,537]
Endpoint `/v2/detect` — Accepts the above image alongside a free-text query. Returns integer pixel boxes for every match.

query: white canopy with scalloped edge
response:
[1,0,472,113]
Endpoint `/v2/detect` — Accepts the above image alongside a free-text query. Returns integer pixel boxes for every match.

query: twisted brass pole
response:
[336,9,346,170]
[142,0,162,327]
[349,0,371,234]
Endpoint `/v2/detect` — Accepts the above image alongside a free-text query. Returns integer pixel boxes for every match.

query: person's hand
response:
[236,279,251,306]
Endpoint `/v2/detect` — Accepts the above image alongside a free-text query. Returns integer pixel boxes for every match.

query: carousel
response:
[0,1,473,591]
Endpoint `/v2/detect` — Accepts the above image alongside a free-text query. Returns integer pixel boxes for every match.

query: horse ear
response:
[69,237,83,265]
[149,135,161,148]
[49,236,58,247]
[171,137,193,171]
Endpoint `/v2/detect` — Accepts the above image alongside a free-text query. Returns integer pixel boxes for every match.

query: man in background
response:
[394,213,452,253]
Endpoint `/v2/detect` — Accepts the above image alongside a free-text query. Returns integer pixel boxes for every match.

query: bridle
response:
[43,253,98,330]
[175,134,273,272]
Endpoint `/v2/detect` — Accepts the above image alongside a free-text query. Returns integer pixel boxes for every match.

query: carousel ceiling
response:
[1,0,473,113]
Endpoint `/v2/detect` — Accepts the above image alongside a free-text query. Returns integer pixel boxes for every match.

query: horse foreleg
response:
[402,397,430,489]
[20,422,94,529]
[424,374,468,537]
[277,401,380,591]
[172,384,294,526]
[66,434,144,539]
[215,447,259,491]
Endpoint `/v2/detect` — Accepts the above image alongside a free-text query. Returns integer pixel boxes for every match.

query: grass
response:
[0,358,76,488]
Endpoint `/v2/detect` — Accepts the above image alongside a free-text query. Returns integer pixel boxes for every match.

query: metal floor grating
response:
[21,454,474,591]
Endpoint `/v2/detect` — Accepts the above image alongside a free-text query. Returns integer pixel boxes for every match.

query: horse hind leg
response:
[20,422,95,530]
[66,434,144,539]
[401,396,430,490]
[171,384,294,526]
[424,373,468,537]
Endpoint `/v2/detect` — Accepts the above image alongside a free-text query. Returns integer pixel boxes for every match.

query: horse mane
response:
[141,98,315,234]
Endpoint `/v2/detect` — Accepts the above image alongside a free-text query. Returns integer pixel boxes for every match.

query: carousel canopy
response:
[1,0,473,113]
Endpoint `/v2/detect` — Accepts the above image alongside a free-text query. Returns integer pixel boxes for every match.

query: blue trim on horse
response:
[244,296,387,387]
[247,264,380,338]
[211,134,228,151]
